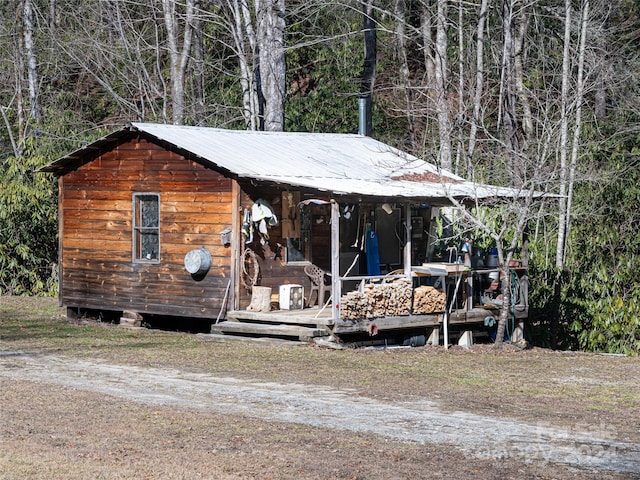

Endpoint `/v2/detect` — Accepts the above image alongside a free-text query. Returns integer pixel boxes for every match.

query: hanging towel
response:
[366,227,381,275]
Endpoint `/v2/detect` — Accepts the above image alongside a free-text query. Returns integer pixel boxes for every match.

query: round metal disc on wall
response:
[184,248,212,275]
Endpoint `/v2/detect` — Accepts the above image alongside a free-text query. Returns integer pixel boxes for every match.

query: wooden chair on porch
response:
[304,264,332,307]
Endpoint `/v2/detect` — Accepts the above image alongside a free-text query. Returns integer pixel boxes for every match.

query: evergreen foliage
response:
[0,144,58,295]
[0,0,639,353]
[564,134,640,354]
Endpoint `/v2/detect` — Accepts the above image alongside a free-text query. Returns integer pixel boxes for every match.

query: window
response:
[285,203,311,264]
[133,193,160,262]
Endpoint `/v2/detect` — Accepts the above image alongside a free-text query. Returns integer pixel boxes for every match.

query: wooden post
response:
[230,180,241,310]
[425,207,439,261]
[331,199,341,322]
[443,293,449,349]
[403,203,412,276]
[443,273,451,349]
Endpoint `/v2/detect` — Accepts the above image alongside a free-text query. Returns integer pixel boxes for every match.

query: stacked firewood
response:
[339,291,373,320]
[412,285,446,314]
[340,279,413,320]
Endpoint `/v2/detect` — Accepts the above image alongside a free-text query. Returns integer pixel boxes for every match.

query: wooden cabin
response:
[41,123,530,346]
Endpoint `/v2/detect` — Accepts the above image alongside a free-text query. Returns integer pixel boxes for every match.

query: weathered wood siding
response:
[60,138,233,319]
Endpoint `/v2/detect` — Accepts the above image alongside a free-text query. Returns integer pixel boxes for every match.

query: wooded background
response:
[1,0,639,353]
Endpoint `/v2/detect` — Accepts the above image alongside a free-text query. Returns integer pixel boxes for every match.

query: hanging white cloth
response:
[250,198,278,242]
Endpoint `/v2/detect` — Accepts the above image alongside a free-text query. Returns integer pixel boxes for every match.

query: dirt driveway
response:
[2,348,639,477]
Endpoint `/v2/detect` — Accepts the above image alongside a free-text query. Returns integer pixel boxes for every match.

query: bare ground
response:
[1,296,640,479]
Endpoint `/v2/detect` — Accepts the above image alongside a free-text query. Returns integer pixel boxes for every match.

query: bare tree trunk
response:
[417,0,435,150]
[360,0,376,137]
[594,2,609,120]
[443,190,532,349]
[421,1,435,86]
[434,0,452,170]
[255,0,286,131]
[499,0,520,183]
[15,37,26,146]
[455,0,464,175]
[467,0,489,175]
[565,0,589,253]
[556,0,572,272]
[227,0,258,130]
[551,0,573,349]
[105,1,161,121]
[23,0,42,124]
[394,0,415,147]
[493,264,512,347]
[594,74,607,120]
[192,0,206,125]
[162,0,195,125]
[514,8,533,145]
[49,0,58,30]
[0,105,19,158]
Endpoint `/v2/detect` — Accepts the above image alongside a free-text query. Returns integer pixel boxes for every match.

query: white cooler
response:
[279,284,304,310]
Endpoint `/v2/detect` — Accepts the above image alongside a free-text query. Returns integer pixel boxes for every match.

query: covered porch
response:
[215,199,528,347]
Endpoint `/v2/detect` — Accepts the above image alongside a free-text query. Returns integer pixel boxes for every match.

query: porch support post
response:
[403,203,412,275]
[230,180,242,310]
[330,199,341,322]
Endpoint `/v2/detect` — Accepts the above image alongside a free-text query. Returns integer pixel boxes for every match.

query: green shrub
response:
[0,146,58,295]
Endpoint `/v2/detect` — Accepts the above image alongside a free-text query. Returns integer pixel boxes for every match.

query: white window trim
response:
[132,193,160,263]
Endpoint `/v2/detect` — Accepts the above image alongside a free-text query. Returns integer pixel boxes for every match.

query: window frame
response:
[132,193,161,263]
[285,203,312,265]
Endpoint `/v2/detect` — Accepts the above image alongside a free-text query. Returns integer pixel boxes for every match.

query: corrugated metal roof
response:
[131,122,449,181]
[40,123,539,204]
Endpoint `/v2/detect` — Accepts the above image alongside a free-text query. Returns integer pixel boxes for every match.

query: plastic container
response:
[486,248,498,268]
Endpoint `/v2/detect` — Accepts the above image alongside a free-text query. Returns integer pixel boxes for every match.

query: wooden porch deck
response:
[333,313,442,334]
[211,304,517,342]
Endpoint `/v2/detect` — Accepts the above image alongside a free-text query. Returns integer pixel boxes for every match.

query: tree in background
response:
[162,0,196,125]
[565,142,640,354]
[558,0,640,353]
[0,0,639,353]
[0,148,57,295]
[224,0,286,131]
[22,0,42,126]
[377,0,639,350]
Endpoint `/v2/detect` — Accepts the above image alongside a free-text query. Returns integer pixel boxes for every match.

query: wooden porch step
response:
[225,308,334,326]
[197,333,304,346]
[211,321,329,342]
